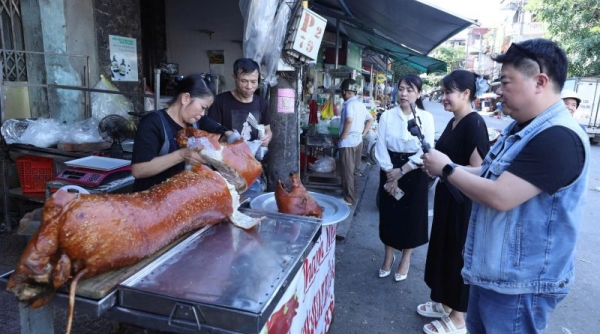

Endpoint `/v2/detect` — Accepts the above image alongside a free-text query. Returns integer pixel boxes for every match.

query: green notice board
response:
[346,42,362,70]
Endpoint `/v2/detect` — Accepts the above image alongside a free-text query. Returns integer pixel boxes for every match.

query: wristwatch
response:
[442,163,458,179]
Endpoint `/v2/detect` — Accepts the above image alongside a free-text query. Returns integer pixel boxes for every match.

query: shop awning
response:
[311,0,475,73]
[339,23,448,73]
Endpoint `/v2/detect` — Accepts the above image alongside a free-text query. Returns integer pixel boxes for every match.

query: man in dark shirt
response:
[423,39,590,334]
[207,58,272,147]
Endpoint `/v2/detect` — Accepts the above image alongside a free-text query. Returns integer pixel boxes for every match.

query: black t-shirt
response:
[506,126,585,194]
[207,91,270,141]
[131,110,229,192]
[436,112,490,165]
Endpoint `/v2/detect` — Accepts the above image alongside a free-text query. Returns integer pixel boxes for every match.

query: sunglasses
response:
[506,43,544,74]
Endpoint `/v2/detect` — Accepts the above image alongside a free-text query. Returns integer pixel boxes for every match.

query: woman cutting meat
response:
[132,74,234,191]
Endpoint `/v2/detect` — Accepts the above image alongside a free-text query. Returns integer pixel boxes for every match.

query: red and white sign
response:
[262,224,337,334]
[289,7,327,60]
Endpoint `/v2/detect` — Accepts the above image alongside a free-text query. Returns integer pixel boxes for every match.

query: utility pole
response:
[478,31,483,74]
[464,27,471,70]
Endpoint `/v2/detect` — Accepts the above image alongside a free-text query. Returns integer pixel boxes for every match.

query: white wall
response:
[165,0,245,92]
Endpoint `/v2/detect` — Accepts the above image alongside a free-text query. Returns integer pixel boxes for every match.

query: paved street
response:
[0,100,599,333]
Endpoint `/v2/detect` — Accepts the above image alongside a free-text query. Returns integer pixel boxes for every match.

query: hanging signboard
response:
[376,73,386,83]
[286,7,327,61]
[109,35,138,82]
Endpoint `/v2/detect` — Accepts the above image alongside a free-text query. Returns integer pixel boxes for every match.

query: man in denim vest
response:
[422,38,590,334]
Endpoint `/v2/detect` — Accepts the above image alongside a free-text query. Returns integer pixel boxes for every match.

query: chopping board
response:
[57,141,111,152]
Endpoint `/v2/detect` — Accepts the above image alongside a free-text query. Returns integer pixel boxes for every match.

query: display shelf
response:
[301,132,342,189]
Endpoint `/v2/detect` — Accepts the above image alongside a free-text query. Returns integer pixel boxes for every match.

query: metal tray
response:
[249,192,350,225]
[0,270,117,317]
[65,156,130,171]
[117,209,321,333]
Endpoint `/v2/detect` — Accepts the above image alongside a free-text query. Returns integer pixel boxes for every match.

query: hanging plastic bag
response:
[91,74,134,121]
[321,97,334,120]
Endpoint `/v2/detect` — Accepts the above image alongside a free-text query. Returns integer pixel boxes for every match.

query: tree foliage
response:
[528,0,600,77]
[391,63,420,80]
[429,45,465,73]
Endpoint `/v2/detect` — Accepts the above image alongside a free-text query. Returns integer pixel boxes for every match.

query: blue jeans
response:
[467,285,568,334]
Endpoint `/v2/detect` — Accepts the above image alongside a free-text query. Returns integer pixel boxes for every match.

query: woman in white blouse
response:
[374,74,435,281]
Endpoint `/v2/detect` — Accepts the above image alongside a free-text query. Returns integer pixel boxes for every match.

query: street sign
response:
[376,73,386,83]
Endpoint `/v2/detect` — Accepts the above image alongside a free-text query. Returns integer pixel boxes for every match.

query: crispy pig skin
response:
[7,164,233,307]
[275,173,324,219]
[177,128,262,192]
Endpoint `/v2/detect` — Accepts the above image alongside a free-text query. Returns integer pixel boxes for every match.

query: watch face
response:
[443,164,455,176]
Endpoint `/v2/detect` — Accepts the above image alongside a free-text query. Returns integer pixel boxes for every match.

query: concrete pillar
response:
[21,0,84,122]
[20,0,48,118]
[266,74,300,191]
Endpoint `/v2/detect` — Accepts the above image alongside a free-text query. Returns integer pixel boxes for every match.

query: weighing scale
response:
[56,156,132,187]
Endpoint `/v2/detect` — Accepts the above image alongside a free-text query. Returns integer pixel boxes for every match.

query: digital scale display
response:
[57,157,132,187]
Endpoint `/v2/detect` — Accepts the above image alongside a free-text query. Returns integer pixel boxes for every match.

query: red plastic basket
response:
[16,155,55,193]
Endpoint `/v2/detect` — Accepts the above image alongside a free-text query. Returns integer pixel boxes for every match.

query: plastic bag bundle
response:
[241,0,278,64]
[262,2,293,86]
[91,75,134,121]
[309,156,336,173]
[16,118,65,148]
[62,118,104,143]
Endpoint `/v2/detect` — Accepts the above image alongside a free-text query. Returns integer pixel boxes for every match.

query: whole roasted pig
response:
[7,130,263,334]
[275,172,324,218]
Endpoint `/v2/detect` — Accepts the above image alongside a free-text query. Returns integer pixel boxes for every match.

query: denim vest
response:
[462,101,590,294]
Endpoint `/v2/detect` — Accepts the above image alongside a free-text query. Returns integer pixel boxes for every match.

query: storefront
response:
[0,0,472,332]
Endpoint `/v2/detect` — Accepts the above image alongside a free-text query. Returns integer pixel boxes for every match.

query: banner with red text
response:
[262,224,337,334]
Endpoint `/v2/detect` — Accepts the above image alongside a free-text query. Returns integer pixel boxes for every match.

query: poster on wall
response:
[208,50,225,93]
[109,35,138,82]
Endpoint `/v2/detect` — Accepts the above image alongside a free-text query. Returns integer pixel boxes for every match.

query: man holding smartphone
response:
[423,39,589,334]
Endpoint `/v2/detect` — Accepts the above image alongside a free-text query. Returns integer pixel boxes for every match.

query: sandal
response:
[417,302,450,318]
[423,316,466,334]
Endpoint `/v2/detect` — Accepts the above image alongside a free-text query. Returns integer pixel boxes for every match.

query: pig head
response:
[275,173,323,219]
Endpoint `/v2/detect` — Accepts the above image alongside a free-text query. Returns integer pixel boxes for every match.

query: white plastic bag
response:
[91,74,134,121]
[309,156,336,173]
[62,118,105,143]
[17,118,66,148]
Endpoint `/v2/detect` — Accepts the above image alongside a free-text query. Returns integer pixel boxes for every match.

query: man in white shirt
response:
[338,79,373,205]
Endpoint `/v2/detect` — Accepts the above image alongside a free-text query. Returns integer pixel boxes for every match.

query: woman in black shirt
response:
[131,74,232,192]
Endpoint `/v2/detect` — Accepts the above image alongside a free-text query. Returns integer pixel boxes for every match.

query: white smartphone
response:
[394,187,405,201]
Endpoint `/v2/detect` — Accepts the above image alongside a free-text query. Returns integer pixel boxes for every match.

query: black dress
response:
[379,152,429,250]
[424,112,489,312]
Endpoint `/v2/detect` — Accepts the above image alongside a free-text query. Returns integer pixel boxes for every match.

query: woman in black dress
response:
[418,70,490,334]
[374,75,435,282]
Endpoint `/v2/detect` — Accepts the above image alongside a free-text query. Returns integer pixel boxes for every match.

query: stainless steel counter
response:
[1,209,322,334]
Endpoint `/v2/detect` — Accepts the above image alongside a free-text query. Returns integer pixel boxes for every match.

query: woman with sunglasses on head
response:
[374,74,434,282]
[418,70,490,334]
[131,74,234,192]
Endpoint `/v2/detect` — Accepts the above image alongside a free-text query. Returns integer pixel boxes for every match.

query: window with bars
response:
[0,0,26,82]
